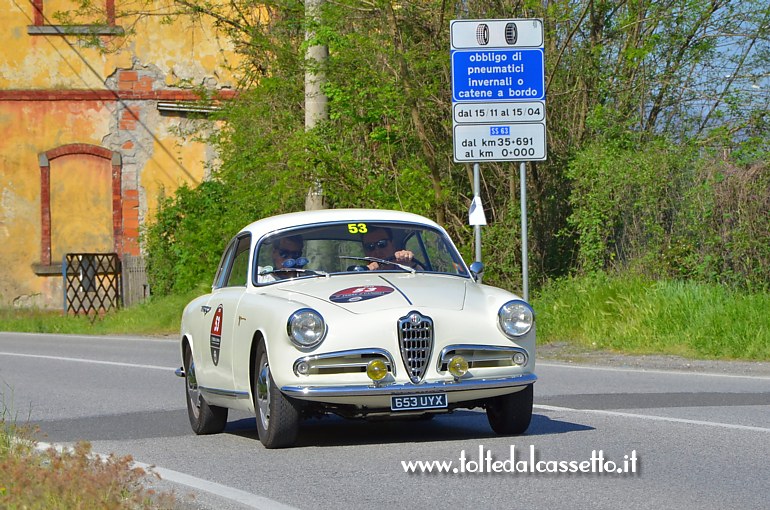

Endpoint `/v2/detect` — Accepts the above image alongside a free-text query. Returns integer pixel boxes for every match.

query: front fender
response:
[231,293,338,399]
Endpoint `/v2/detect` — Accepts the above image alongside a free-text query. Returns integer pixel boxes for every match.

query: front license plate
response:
[391,393,448,411]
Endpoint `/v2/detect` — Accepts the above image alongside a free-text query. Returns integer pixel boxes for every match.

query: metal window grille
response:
[398,311,434,383]
[63,253,122,316]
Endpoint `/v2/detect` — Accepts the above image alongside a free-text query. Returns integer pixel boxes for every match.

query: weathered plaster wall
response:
[0,0,237,90]
[142,127,210,218]
[0,0,241,308]
[0,100,113,308]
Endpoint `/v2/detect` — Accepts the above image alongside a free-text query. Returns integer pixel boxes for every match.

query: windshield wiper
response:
[339,256,416,274]
[258,267,330,278]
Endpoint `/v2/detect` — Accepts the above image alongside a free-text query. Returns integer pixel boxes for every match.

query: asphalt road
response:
[1,332,768,510]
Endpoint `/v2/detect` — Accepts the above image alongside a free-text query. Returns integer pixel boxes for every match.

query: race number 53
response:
[347,223,368,234]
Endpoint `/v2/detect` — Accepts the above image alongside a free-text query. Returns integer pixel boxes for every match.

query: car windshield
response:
[253,221,469,284]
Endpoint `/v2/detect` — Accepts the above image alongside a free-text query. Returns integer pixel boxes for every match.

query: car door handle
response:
[238,315,246,325]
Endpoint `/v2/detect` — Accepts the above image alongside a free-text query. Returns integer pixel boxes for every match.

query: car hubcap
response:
[257,359,271,430]
[186,359,201,418]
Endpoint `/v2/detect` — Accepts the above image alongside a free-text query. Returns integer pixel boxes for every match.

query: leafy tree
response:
[63,0,770,293]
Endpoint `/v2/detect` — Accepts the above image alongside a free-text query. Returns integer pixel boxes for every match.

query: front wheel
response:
[254,342,300,448]
[485,384,533,435]
[184,344,228,435]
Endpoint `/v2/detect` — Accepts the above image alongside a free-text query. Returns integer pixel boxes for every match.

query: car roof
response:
[239,209,443,237]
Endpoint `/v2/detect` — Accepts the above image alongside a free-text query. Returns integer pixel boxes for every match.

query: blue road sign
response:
[451,48,544,102]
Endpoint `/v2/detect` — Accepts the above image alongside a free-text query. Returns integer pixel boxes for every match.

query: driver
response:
[361,227,415,270]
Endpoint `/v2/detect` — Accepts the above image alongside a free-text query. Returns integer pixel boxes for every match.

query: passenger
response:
[258,235,305,282]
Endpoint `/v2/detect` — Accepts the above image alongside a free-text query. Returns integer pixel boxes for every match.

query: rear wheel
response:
[486,384,533,435]
[184,344,228,434]
[254,342,300,448]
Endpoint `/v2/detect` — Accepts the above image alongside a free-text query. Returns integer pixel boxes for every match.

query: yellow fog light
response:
[366,359,388,381]
[447,355,469,378]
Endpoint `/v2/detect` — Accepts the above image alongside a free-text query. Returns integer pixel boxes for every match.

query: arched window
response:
[37,144,123,267]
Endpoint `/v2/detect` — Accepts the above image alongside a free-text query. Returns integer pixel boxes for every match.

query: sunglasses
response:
[363,239,390,252]
[275,248,302,259]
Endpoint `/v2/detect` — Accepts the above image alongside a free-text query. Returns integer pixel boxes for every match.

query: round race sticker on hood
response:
[329,286,395,303]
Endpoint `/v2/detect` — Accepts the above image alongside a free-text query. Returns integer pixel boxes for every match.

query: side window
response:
[404,230,464,274]
[225,236,251,287]
[213,239,238,290]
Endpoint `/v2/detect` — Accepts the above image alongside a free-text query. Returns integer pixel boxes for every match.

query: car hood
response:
[273,273,469,313]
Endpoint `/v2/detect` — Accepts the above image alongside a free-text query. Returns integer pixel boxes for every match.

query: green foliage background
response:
[132,0,770,296]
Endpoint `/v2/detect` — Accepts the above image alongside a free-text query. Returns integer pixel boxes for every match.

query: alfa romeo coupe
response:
[177,209,536,448]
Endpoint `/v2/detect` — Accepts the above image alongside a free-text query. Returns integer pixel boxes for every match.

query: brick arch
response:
[39,144,123,266]
[45,143,114,162]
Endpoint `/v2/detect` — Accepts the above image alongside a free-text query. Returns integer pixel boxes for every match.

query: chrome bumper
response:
[281,372,536,398]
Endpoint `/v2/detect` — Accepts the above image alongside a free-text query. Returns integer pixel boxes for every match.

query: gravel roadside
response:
[538,341,770,377]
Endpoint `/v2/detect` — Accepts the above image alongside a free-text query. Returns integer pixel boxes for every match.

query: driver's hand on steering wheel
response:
[367,250,414,270]
[393,250,414,265]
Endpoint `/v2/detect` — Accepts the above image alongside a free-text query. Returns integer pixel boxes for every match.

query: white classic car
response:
[177,209,536,448]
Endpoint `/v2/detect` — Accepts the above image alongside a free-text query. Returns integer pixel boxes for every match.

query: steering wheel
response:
[386,255,426,270]
[411,258,427,270]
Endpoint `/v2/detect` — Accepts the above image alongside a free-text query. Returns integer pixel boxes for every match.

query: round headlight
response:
[498,300,534,338]
[287,308,326,348]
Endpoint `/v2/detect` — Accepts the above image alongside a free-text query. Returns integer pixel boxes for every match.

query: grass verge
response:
[533,272,770,361]
[0,287,205,337]
[2,276,768,361]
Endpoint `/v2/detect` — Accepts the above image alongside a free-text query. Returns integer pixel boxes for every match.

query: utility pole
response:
[304,0,328,211]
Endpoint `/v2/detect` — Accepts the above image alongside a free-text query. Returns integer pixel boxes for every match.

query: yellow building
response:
[0,0,239,308]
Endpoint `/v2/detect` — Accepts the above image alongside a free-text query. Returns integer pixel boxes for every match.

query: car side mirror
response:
[469,261,484,281]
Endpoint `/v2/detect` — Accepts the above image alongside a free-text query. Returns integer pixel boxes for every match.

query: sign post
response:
[451,19,546,299]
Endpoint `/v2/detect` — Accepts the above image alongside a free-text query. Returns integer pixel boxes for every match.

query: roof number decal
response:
[347,223,368,234]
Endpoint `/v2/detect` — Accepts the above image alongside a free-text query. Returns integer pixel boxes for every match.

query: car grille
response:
[398,311,434,383]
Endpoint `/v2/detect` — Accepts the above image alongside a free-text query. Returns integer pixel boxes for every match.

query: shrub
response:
[1,410,176,510]
[143,180,233,295]
[567,139,770,292]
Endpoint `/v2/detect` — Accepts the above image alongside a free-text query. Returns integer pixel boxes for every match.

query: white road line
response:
[138,463,301,510]
[535,404,770,433]
[538,361,770,380]
[0,351,170,371]
[33,441,300,510]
